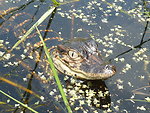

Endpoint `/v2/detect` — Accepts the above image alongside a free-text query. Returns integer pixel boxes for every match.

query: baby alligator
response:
[51,38,116,80]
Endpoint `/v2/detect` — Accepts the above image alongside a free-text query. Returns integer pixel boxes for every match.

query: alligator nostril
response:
[74,74,77,77]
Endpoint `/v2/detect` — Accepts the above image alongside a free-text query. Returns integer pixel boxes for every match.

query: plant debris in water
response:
[0,0,150,112]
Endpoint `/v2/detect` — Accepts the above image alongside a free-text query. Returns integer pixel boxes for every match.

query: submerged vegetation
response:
[0,0,150,112]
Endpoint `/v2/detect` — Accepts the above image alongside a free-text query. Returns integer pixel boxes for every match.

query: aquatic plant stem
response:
[10,7,56,52]
[0,77,40,98]
[36,27,72,113]
[0,90,38,113]
[126,99,150,103]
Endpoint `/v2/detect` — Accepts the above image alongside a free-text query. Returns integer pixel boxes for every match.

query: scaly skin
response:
[51,38,116,80]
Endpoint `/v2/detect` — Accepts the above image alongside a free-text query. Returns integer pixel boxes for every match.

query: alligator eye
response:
[68,50,78,59]
[105,65,110,70]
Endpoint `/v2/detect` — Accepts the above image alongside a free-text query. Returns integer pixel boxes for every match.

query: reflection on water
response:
[0,0,150,113]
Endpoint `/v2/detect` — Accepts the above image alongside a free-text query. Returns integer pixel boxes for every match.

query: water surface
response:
[0,0,150,113]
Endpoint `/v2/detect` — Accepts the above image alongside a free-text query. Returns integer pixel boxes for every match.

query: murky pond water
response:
[0,0,150,113]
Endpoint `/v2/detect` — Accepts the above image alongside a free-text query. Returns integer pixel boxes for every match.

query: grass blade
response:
[0,90,38,113]
[0,77,40,98]
[36,27,72,113]
[10,7,56,52]
[51,0,60,6]
[126,99,150,103]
